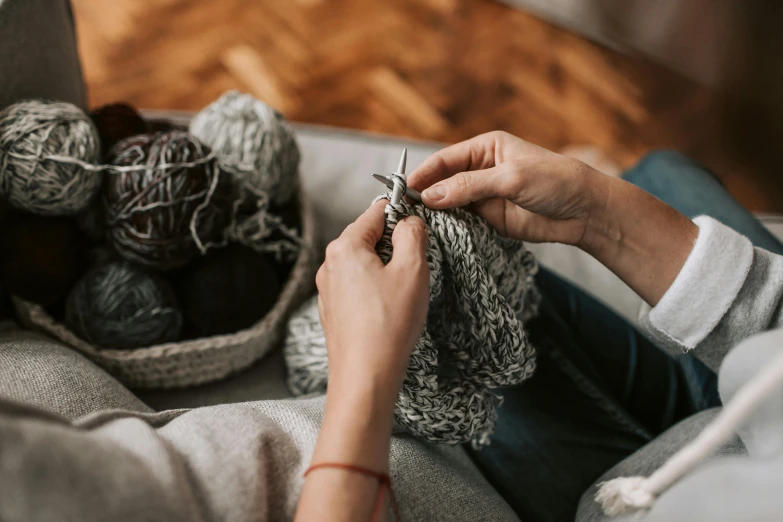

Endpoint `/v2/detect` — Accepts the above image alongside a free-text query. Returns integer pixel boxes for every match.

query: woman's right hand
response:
[408,131,612,248]
[410,131,698,307]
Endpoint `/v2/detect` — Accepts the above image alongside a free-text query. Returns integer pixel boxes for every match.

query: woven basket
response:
[13,194,317,389]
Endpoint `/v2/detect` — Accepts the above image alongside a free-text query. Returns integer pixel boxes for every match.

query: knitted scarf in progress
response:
[284,195,540,447]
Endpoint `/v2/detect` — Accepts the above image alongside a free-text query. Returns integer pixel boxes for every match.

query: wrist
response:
[316,381,398,471]
[577,169,620,255]
[326,371,400,421]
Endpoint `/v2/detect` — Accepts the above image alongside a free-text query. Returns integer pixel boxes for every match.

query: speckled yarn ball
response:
[90,102,148,156]
[104,131,231,271]
[0,99,101,216]
[189,91,300,204]
[171,244,281,338]
[0,211,89,306]
[65,260,183,350]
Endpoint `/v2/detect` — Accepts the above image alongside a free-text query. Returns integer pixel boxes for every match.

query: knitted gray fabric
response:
[284,195,540,447]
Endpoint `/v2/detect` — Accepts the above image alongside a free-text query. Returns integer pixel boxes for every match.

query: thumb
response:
[420,166,513,209]
[388,216,428,270]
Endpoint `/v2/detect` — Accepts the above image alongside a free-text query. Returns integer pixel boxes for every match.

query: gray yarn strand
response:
[0,99,101,216]
[284,196,540,447]
[189,91,300,205]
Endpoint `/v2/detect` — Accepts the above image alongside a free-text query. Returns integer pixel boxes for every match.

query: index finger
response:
[340,199,387,246]
[408,133,499,191]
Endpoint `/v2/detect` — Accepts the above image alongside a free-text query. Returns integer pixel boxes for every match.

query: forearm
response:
[580,174,699,306]
[294,374,398,522]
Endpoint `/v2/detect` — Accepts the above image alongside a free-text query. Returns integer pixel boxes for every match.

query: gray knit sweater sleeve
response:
[638,216,783,372]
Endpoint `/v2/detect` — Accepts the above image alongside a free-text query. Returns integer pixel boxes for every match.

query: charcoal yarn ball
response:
[147,118,187,134]
[0,211,89,306]
[0,284,11,322]
[104,131,231,271]
[65,260,183,350]
[171,244,280,338]
[0,99,101,216]
[189,91,300,204]
[90,102,147,156]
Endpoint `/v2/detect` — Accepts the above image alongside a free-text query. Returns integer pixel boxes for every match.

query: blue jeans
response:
[468,151,783,522]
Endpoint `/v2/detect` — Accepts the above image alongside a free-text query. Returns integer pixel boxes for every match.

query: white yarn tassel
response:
[596,348,783,516]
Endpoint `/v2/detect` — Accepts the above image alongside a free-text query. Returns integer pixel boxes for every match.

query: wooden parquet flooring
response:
[72,0,780,212]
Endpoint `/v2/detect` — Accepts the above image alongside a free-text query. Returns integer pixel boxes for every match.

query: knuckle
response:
[497,167,523,196]
[402,216,426,235]
[315,265,326,290]
[488,130,510,142]
[324,240,338,259]
[454,173,472,194]
[325,239,348,259]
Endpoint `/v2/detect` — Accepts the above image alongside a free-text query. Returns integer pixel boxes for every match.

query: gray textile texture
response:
[581,331,783,522]
[0,394,519,522]
[577,220,783,521]
[0,329,152,419]
[285,196,540,447]
[0,0,86,110]
[577,409,746,522]
[638,229,783,373]
[578,329,783,521]
[136,349,293,411]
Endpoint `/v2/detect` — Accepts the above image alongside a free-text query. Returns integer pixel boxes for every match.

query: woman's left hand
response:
[316,200,430,408]
[296,201,429,522]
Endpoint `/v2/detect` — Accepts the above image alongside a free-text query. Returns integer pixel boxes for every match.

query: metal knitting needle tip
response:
[372,173,392,187]
[372,173,422,202]
[389,148,407,207]
[397,147,408,176]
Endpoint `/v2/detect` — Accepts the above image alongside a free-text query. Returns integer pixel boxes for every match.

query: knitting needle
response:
[372,149,421,203]
[390,148,407,207]
[372,174,422,202]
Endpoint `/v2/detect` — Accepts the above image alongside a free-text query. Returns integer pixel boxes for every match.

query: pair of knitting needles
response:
[372,148,422,204]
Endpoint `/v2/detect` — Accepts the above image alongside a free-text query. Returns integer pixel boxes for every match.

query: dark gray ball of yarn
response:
[65,260,183,350]
[171,244,281,338]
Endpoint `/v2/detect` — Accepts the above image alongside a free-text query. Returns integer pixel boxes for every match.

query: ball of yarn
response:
[266,197,302,280]
[0,211,89,306]
[104,131,232,271]
[0,196,9,222]
[65,259,183,350]
[170,244,281,338]
[189,91,300,204]
[90,102,148,156]
[75,202,106,242]
[0,284,11,322]
[147,118,187,134]
[0,99,101,216]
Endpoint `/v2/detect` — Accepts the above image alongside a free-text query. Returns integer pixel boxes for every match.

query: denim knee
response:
[624,150,709,185]
[623,150,723,199]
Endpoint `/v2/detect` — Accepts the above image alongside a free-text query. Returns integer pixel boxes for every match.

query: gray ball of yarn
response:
[189,91,300,204]
[65,259,183,350]
[0,100,101,216]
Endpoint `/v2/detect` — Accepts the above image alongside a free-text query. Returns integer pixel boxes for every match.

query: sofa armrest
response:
[0,0,86,110]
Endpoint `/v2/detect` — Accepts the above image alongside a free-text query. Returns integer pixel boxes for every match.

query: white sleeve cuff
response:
[639,216,754,350]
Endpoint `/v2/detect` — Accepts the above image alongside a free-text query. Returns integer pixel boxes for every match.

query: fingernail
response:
[422,186,445,202]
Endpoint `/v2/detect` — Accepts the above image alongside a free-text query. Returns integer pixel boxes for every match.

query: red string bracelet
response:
[304,463,402,521]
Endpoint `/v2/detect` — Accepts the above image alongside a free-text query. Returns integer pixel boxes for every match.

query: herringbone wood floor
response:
[71,0,779,211]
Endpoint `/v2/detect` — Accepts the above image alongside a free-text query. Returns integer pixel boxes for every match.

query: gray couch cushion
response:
[0,329,152,419]
[0,0,86,110]
[577,408,745,521]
